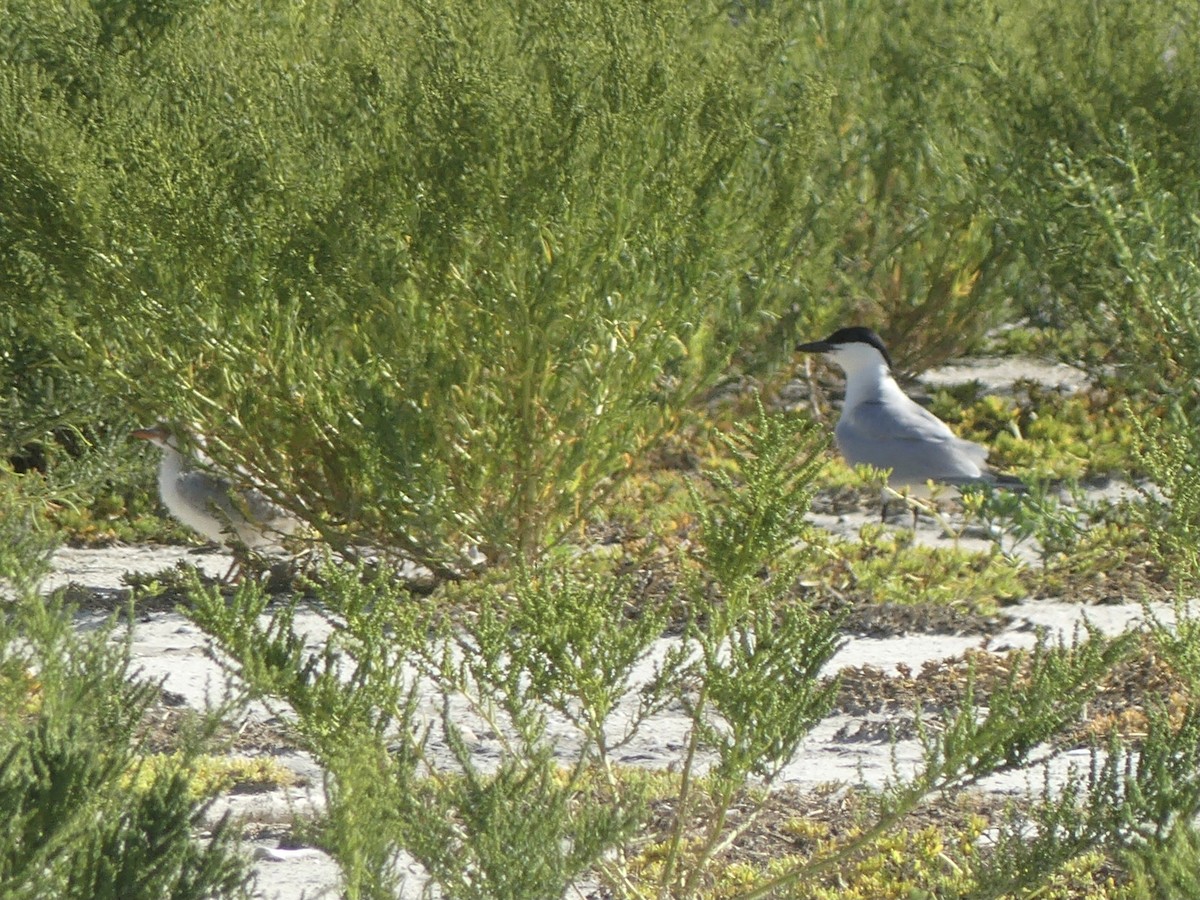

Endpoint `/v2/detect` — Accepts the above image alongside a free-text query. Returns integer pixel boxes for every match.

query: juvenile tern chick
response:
[132,424,297,559]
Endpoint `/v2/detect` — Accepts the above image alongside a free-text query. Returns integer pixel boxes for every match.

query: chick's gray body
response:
[167,467,288,548]
[134,425,295,549]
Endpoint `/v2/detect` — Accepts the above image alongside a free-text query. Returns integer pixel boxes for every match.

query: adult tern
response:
[796,327,1017,518]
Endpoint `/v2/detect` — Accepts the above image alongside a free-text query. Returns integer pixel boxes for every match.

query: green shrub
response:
[981,0,1199,363]
[0,469,55,595]
[1,0,830,566]
[0,621,250,900]
[0,480,250,899]
[1032,142,1200,589]
[776,0,1027,374]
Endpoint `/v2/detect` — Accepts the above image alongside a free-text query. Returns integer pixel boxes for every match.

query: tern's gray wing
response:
[834,398,988,483]
[234,486,290,526]
[174,470,239,520]
[175,471,290,539]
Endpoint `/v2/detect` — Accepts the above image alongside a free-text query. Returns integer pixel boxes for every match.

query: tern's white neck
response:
[826,343,897,408]
[154,439,187,486]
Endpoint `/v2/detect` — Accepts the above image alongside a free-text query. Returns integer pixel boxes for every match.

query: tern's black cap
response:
[796,326,892,369]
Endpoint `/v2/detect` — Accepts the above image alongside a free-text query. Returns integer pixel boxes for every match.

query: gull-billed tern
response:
[795,327,1015,511]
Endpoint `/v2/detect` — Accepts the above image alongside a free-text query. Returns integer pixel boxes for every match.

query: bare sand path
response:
[47,536,1170,900]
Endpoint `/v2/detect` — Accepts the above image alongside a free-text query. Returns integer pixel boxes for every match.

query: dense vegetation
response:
[3,0,1200,896]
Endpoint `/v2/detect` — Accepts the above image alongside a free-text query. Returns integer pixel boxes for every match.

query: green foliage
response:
[1123,821,1200,899]
[692,602,841,785]
[780,0,1027,373]
[0,491,253,900]
[182,406,839,898]
[127,753,299,800]
[1133,412,1200,592]
[962,480,1085,560]
[634,814,987,900]
[1,0,831,566]
[783,824,979,900]
[949,619,1200,898]
[420,570,667,900]
[187,560,653,899]
[0,468,56,596]
[1076,138,1200,593]
[3,0,1193,555]
[7,1,1200,895]
[179,396,1174,899]
[1152,611,1200,696]
[920,630,1131,779]
[694,396,828,590]
[711,632,1134,900]
[961,479,1169,600]
[0,495,249,899]
[1,0,1194,552]
[387,739,641,900]
[1033,140,1200,396]
[773,0,1199,380]
[930,385,1143,481]
[468,567,677,748]
[971,701,1200,900]
[827,524,1025,611]
[984,1,1200,354]
[641,403,839,897]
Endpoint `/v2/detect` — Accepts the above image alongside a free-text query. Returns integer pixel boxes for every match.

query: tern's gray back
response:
[175,470,288,540]
[834,397,988,484]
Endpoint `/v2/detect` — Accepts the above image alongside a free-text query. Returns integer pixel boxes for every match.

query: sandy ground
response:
[48,539,1169,899]
[45,354,1166,899]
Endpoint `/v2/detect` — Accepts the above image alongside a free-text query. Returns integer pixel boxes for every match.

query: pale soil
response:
[51,542,1169,899]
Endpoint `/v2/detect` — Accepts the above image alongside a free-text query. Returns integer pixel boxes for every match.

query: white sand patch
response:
[40,537,1175,900]
[919,356,1092,396]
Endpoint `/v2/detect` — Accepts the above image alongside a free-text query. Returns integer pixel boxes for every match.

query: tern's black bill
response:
[795,340,834,353]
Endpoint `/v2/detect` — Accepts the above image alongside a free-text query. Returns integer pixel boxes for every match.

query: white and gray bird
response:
[795,327,1004,496]
[132,424,297,554]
